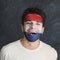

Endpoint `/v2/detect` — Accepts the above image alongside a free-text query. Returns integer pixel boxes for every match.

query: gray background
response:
[0,0,60,60]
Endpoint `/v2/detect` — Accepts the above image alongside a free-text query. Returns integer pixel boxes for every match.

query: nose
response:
[31,24,36,29]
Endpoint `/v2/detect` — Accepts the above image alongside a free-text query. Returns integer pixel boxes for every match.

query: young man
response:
[0,7,58,60]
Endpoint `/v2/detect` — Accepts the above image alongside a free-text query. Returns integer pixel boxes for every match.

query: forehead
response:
[25,14,43,23]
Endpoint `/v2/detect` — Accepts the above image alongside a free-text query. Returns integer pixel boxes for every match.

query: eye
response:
[36,23,41,25]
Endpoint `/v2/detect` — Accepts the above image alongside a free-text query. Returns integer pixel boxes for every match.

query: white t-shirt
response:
[0,40,58,60]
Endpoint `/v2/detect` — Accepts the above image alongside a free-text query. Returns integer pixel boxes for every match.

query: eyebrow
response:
[25,20,42,24]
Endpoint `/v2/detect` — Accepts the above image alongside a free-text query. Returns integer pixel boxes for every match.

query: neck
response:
[20,37,40,50]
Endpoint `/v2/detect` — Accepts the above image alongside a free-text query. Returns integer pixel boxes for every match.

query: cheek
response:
[24,25,31,32]
[36,26,42,33]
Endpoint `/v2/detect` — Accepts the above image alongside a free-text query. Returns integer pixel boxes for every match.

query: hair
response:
[22,7,46,26]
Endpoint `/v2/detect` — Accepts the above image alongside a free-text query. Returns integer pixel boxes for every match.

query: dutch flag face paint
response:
[24,14,43,42]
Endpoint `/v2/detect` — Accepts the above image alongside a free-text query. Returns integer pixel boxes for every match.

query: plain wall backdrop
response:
[0,0,60,60]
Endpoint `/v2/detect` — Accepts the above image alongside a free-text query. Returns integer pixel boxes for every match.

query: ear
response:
[41,27,44,34]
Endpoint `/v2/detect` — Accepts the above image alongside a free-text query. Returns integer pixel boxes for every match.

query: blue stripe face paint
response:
[24,32,42,42]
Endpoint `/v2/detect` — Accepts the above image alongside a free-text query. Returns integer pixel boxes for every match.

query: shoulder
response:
[1,40,20,55]
[41,41,58,59]
[0,40,20,60]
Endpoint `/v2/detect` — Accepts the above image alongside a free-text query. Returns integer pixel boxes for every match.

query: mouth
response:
[30,33,37,36]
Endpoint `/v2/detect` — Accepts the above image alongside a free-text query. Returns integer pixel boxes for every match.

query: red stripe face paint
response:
[25,14,43,22]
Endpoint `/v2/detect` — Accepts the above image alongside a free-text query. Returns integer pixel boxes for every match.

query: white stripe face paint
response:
[24,21,43,34]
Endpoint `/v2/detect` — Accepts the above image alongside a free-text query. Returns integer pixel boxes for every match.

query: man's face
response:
[23,20,44,35]
[22,14,44,42]
[22,14,44,35]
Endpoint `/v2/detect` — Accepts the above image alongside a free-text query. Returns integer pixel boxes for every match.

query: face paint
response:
[24,32,42,42]
[25,14,43,22]
[24,14,43,42]
[24,21,43,33]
